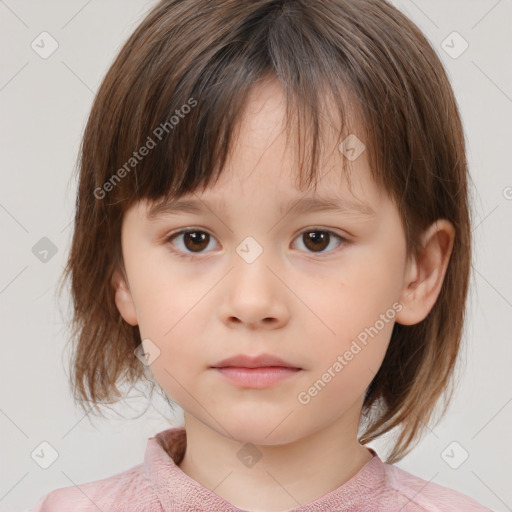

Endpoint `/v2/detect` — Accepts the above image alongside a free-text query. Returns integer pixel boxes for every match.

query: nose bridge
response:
[219,233,289,327]
[232,233,278,295]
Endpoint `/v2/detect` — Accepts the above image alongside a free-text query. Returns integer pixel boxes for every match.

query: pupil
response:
[304,231,329,251]
[185,232,208,251]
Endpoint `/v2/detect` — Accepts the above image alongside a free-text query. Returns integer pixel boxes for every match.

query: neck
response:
[178,404,373,512]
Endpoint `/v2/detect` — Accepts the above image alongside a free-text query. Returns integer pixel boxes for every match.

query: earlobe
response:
[111,269,138,326]
[395,219,455,326]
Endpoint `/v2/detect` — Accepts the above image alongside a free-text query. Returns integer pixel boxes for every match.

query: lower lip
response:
[213,366,301,388]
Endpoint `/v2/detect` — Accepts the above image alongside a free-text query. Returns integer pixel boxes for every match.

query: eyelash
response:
[163,227,348,260]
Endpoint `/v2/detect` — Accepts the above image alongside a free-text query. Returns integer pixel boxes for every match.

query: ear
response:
[395,219,455,326]
[111,269,138,326]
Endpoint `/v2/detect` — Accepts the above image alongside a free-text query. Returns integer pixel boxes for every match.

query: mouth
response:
[211,353,301,369]
[212,366,302,388]
[210,354,302,389]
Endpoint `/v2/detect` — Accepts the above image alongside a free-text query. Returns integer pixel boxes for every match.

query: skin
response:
[112,79,455,512]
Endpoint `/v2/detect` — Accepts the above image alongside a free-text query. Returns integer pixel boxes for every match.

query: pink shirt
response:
[28,426,490,511]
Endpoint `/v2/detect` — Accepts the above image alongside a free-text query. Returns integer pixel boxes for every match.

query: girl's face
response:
[114,80,412,445]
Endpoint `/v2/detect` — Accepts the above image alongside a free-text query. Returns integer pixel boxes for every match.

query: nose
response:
[218,255,290,330]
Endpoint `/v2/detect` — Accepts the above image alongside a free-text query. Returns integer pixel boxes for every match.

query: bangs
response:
[87,1,377,215]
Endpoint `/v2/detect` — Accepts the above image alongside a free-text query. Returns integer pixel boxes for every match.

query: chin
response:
[220,416,305,447]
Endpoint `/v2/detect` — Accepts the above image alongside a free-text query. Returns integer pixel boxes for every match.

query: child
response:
[29,0,491,510]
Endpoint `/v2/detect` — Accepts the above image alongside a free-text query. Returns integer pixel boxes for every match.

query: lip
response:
[211,354,302,389]
[211,353,300,369]
[213,367,302,388]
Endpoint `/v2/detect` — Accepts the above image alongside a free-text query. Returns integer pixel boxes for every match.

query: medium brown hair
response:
[60,0,472,463]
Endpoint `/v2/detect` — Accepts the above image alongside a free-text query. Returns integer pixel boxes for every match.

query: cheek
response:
[136,281,207,352]
[125,245,196,330]
[313,256,401,335]
[299,244,404,386]
[295,289,395,415]
[127,253,215,375]
[326,232,405,334]
[134,275,209,403]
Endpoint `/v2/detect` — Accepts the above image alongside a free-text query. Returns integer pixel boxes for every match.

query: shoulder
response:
[26,463,162,512]
[381,462,492,511]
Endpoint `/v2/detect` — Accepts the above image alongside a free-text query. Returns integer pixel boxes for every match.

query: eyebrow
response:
[147,195,376,219]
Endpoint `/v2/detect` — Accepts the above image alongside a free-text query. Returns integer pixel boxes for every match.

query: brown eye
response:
[293,229,345,255]
[182,231,210,252]
[165,229,218,258]
[303,231,330,252]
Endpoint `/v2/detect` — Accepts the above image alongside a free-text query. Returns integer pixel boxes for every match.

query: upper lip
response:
[211,354,301,369]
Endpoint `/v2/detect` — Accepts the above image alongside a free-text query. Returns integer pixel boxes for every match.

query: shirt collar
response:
[144,426,386,511]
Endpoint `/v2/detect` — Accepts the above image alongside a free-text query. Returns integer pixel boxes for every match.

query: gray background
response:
[0,1,511,511]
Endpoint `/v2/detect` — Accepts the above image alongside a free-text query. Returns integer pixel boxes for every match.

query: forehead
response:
[145,145,380,223]
[212,80,370,185]
[143,78,382,220]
